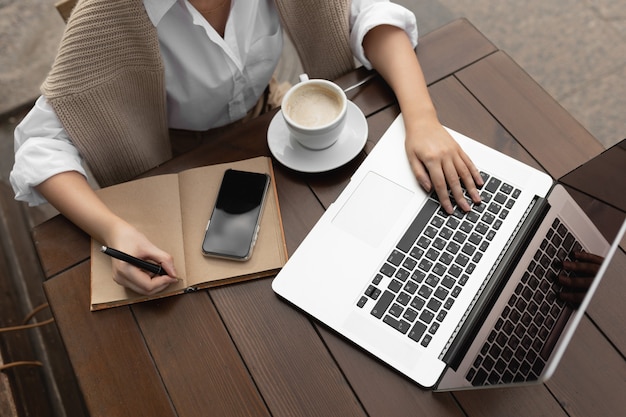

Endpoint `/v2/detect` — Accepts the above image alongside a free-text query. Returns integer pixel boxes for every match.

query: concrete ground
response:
[0,1,624,416]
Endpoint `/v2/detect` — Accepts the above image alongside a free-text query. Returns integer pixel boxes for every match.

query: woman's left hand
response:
[405,118,483,214]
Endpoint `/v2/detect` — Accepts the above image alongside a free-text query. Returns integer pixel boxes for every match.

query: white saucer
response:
[267,101,368,173]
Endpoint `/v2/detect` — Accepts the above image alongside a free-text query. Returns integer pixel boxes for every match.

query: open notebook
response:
[91,157,288,311]
[273,115,625,390]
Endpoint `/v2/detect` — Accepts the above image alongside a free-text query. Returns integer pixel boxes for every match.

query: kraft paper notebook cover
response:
[90,157,288,311]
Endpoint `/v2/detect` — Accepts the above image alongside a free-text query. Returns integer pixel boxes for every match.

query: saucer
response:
[267,101,368,173]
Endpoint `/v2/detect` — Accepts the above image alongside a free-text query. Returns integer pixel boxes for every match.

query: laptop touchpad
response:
[332,171,414,247]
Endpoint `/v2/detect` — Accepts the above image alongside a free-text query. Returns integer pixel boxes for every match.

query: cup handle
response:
[298,73,310,83]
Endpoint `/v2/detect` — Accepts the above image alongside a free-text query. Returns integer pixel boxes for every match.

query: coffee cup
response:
[281,74,347,150]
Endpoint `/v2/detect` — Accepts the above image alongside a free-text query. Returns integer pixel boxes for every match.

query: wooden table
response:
[33,19,626,417]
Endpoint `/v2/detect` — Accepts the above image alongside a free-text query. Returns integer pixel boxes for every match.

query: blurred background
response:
[0,1,624,416]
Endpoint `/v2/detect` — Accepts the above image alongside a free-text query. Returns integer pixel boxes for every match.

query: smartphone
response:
[201,169,270,260]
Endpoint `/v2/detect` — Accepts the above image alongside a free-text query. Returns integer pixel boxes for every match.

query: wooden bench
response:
[0,179,86,416]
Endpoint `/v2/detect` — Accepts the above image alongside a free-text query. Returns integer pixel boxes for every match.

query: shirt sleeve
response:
[10,95,87,206]
[349,0,419,69]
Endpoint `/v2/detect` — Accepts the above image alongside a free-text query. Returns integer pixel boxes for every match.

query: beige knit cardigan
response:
[42,0,354,187]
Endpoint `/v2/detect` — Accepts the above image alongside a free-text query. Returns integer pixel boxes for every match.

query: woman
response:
[11,0,483,295]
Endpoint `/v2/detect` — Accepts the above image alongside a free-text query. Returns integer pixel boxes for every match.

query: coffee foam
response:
[285,85,343,128]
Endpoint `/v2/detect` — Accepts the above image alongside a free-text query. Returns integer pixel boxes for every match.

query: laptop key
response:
[411,296,426,310]
[389,303,403,317]
[441,276,455,289]
[472,369,488,386]
[408,321,427,342]
[485,177,501,193]
[433,237,446,250]
[388,279,403,293]
[466,211,480,223]
[379,263,396,277]
[383,315,410,334]
[403,257,417,270]
[434,287,449,300]
[371,290,394,319]
[419,310,435,324]
[387,250,404,266]
[411,270,426,283]
[427,298,442,312]
[397,292,411,306]
[439,252,454,265]
[540,306,573,361]
[364,285,381,300]
[500,183,514,195]
[418,285,433,299]
[397,199,439,252]
[487,202,501,214]
[403,308,418,322]
[404,280,418,294]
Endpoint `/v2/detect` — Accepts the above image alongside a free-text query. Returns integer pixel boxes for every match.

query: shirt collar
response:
[143,0,179,26]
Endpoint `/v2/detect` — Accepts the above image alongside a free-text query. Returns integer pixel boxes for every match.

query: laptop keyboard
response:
[466,217,582,386]
[356,171,521,348]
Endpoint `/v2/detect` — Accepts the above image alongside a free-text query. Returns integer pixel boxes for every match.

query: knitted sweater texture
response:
[42,0,352,187]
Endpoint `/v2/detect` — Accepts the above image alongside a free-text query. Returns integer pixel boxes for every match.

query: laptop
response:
[272,114,626,390]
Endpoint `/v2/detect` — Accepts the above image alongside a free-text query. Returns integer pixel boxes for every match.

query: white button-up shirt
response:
[11,0,417,205]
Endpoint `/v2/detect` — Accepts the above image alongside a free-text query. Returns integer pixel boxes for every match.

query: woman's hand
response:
[36,171,178,295]
[363,25,483,213]
[405,118,483,214]
[107,222,179,295]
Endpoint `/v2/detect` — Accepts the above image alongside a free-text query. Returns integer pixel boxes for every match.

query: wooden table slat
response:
[453,379,568,417]
[560,139,626,212]
[316,326,465,417]
[43,262,176,417]
[211,279,367,417]
[429,76,543,171]
[586,247,626,357]
[133,292,270,417]
[33,215,89,279]
[547,317,626,417]
[418,18,497,86]
[456,51,604,179]
[272,166,328,252]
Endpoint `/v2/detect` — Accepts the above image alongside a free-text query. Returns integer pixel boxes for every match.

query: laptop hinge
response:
[441,195,550,370]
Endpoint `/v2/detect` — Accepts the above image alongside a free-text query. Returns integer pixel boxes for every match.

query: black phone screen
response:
[202,169,270,260]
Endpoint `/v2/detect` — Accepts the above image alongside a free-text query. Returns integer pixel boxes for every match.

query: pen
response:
[100,245,166,276]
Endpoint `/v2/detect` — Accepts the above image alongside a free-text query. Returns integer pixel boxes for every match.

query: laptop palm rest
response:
[332,171,414,248]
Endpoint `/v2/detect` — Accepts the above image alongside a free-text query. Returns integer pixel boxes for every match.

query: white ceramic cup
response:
[281,74,347,150]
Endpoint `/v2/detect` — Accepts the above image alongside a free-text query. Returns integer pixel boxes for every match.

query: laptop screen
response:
[436,200,625,391]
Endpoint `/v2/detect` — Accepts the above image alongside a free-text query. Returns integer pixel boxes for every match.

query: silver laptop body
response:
[272,115,619,389]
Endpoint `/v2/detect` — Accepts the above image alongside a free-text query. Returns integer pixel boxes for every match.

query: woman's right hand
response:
[107,221,179,295]
[36,171,178,295]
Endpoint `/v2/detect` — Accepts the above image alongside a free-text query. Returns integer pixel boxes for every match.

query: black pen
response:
[100,245,166,276]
